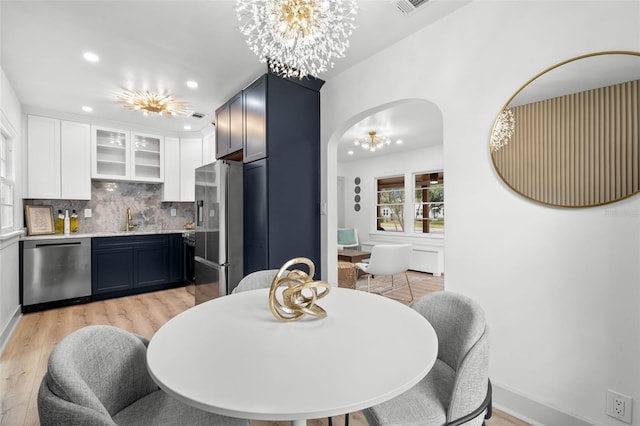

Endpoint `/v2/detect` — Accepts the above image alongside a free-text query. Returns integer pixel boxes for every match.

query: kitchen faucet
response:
[126,207,137,231]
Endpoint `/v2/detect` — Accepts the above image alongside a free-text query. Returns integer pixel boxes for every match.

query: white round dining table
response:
[147,287,438,425]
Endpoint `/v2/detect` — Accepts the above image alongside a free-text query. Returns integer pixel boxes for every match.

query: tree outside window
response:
[376,176,404,232]
[414,172,444,234]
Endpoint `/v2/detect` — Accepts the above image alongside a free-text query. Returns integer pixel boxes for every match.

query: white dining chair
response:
[356,243,414,303]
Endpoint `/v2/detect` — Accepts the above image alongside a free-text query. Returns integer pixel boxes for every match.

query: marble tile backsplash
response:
[24,181,195,234]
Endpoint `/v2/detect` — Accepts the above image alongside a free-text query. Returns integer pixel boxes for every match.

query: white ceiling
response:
[338,100,443,162]
[0,0,469,144]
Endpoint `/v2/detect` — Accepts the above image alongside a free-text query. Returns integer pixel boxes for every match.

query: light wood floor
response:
[1,273,528,426]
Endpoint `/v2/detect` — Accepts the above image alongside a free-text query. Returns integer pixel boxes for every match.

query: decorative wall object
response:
[24,205,54,236]
[354,177,361,211]
[491,51,640,207]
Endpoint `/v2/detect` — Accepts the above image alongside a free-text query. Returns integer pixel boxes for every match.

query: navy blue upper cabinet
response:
[215,100,230,158]
[243,77,267,163]
[242,73,324,277]
[215,92,244,159]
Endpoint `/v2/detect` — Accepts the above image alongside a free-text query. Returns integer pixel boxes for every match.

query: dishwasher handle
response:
[35,242,82,248]
[23,238,90,249]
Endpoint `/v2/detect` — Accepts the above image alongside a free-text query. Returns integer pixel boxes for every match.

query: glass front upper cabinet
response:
[92,126,131,180]
[91,127,164,182]
[132,132,164,182]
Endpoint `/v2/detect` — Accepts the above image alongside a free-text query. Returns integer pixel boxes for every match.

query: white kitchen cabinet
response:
[27,115,91,200]
[132,132,164,182]
[27,115,60,199]
[60,121,92,199]
[92,125,130,181]
[162,136,180,201]
[202,130,216,165]
[180,138,203,202]
[162,137,202,202]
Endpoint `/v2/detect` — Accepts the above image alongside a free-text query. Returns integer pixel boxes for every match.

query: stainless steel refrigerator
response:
[194,160,243,304]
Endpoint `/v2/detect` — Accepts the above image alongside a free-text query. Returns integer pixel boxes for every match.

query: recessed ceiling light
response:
[348,150,354,155]
[82,106,93,112]
[83,52,99,62]
[186,80,198,89]
[396,139,403,144]
[184,125,192,130]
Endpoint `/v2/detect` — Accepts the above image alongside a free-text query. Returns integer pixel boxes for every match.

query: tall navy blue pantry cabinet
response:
[216,72,323,279]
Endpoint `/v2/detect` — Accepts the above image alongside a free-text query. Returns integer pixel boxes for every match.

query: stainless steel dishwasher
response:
[22,238,92,308]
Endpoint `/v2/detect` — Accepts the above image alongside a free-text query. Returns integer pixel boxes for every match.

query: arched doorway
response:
[325,98,444,286]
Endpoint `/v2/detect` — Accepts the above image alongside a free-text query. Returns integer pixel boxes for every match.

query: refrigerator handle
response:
[220,263,228,296]
[196,200,204,226]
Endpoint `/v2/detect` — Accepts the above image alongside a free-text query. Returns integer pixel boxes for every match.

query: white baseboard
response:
[493,382,596,426]
[0,306,21,356]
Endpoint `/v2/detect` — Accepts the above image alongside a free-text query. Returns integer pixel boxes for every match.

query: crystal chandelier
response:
[354,131,391,152]
[491,108,515,151]
[117,90,189,116]
[236,0,358,79]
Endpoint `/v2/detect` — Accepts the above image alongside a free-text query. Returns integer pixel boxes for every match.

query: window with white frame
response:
[414,172,444,234]
[1,131,14,232]
[376,176,405,232]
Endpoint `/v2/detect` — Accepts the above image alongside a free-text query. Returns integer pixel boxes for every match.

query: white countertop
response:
[21,229,188,241]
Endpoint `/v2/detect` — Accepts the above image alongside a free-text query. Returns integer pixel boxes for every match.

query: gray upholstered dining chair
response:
[231,268,282,294]
[38,325,250,426]
[364,291,492,426]
[356,243,414,303]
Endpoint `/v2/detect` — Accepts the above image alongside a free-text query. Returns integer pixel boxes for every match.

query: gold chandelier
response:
[354,131,391,152]
[236,0,358,79]
[117,90,189,116]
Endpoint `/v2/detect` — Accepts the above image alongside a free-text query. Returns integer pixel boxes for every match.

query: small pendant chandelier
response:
[354,131,391,152]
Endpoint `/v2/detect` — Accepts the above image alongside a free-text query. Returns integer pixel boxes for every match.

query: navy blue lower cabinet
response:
[168,233,184,283]
[92,246,134,294]
[92,234,184,299]
[134,244,169,288]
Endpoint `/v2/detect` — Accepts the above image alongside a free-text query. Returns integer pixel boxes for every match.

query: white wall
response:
[322,1,640,425]
[0,65,23,351]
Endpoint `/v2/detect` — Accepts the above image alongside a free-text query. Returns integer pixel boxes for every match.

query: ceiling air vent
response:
[392,0,429,14]
[191,112,206,119]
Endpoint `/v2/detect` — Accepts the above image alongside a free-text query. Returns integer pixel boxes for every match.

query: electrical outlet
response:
[84,208,92,218]
[170,208,177,217]
[607,389,632,424]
